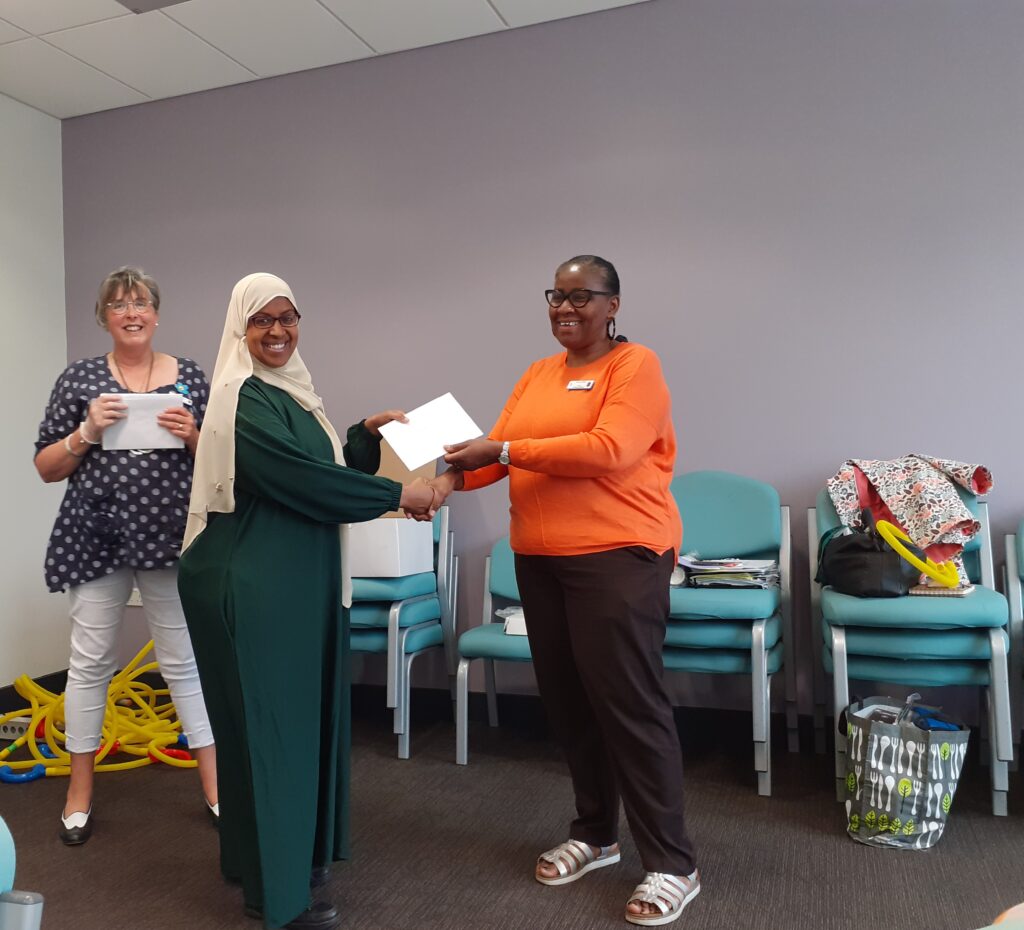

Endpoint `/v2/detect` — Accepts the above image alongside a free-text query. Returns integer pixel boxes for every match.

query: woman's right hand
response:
[84,394,128,440]
[399,477,437,519]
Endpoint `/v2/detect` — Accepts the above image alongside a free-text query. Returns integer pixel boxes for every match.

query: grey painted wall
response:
[0,93,67,684]
[60,0,1024,712]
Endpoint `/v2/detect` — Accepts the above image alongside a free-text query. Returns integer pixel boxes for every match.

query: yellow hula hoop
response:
[0,640,196,780]
[875,520,960,588]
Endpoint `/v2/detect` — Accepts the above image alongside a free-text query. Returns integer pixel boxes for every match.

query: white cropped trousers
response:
[64,566,214,753]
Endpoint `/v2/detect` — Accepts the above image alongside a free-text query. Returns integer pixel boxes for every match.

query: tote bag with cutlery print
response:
[843,696,970,849]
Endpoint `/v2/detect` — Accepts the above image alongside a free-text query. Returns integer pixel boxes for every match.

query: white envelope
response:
[378,392,482,470]
[101,393,185,451]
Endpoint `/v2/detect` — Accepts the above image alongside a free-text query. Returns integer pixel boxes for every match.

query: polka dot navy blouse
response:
[35,356,209,593]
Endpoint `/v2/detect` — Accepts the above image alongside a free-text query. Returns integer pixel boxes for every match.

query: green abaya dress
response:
[178,377,402,928]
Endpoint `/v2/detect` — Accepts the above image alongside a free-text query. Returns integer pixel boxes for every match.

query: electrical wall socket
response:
[127,587,143,607]
[0,717,30,740]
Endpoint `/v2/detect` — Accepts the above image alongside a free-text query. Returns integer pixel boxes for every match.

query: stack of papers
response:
[496,607,527,636]
[677,553,779,589]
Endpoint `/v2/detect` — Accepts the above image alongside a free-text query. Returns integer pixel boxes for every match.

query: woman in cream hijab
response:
[178,273,434,930]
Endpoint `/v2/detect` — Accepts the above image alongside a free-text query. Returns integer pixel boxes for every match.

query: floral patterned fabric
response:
[826,453,992,565]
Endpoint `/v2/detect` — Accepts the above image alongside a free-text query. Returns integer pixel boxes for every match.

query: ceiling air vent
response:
[115,0,191,12]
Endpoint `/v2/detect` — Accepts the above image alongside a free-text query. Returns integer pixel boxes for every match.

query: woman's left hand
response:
[158,406,199,451]
[443,439,503,471]
[364,409,408,437]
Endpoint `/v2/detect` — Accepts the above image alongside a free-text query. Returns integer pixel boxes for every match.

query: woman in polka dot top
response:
[33,266,218,846]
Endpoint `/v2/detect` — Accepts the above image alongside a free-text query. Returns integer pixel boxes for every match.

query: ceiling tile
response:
[46,12,254,99]
[0,37,146,117]
[0,0,128,35]
[0,18,28,44]
[491,0,652,29]
[165,0,371,78]
[319,0,504,55]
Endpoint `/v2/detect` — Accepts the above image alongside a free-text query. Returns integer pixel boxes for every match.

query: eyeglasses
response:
[249,310,301,329]
[545,289,614,309]
[105,299,154,314]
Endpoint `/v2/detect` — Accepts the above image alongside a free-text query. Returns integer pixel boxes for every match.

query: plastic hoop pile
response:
[875,520,961,588]
[0,641,195,784]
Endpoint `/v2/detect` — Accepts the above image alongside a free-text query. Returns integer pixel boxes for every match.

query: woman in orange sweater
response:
[433,255,699,927]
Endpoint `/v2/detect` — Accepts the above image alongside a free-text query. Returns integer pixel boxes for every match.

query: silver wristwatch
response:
[498,441,511,466]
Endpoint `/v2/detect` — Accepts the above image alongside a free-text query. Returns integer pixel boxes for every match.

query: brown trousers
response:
[515,546,697,876]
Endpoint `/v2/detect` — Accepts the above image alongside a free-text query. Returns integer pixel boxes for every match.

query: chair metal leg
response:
[751,620,771,795]
[395,651,416,760]
[830,628,850,802]
[989,629,1013,764]
[1005,539,1023,763]
[392,629,411,736]
[808,508,827,754]
[386,602,402,709]
[779,506,799,753]
[988,689,1009,816]
[456,657,471,765]
[484,659,499,728]
[786,703,799,755]
[0,893,44,930]
[756,677,773,798]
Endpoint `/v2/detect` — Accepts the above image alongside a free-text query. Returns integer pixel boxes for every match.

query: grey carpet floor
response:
[3,703,1023,930]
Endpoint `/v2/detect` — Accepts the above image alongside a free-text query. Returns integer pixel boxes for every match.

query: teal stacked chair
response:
[0,815,43,930]
[455,536,532,765]
[809,488,1012,814]
[665,471,795,797]
[349,506,457,759]
[1004,520,1024,760]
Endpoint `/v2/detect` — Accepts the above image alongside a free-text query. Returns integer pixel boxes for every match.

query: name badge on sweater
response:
[567,380,595,391]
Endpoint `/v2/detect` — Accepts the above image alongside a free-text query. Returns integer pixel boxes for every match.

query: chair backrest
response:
[670,471,781,559]
[1018,520,1024,582]
[489,536,520,601]
[814,486,991,585]
[0,815,14,894]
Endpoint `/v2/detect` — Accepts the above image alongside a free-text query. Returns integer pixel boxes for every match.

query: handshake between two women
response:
[401,437,500,521]
[365,409,500,522]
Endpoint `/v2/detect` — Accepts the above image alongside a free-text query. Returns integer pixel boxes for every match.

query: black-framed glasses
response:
[249,310,301,329]
[545,288,614,309]
[105,299,154,314]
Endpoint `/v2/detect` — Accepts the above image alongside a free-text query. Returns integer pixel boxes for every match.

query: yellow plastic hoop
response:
[875,520,960,588]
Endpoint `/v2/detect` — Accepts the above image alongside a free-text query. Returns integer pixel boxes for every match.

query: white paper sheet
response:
[101,393,185,451]
[378,392,482,470]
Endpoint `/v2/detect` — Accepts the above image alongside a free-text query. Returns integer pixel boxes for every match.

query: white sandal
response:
[535,839,620,886]
[625,870,700,926]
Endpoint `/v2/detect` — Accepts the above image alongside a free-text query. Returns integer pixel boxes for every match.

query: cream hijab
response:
[183,273,353,602]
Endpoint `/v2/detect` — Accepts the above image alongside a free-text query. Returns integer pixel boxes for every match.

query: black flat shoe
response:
[310,866,330,889]
[59,808,93,846]
[245,901,340,929]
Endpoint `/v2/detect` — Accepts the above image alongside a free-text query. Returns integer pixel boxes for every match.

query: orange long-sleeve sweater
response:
[461,342,682,557]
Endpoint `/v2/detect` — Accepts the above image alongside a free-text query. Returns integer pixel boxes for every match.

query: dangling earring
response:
[606,318,616,340]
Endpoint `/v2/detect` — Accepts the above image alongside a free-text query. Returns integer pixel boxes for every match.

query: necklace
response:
[110,352,155,393]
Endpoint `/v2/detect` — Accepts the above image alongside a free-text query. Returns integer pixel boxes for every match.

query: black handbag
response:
[816,509,924,598]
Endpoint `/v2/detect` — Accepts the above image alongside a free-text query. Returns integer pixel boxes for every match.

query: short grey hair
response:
[95,266,161,329]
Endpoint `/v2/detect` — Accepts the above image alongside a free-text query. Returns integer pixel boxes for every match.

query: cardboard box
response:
[377,439,436,519]
[348,518,434,577]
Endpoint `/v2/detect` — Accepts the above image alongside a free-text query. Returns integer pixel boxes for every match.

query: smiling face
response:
[548,261,619,365]
[106,284,158,353]
[245,295,299,368]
